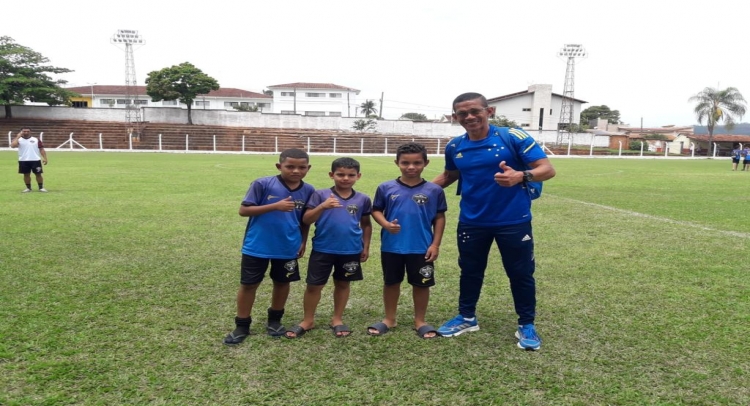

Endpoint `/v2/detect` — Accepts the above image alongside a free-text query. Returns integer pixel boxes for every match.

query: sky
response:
[4,0,749,127]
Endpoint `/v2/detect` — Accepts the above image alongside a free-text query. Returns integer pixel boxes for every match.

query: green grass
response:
[1,151,748,405]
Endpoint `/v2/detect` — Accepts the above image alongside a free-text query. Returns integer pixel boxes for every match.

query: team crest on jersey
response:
[294,200,305,210]
[346,204,358,215]
[343,261,359,277]
[412,193,428,205]
[419,265,434,283]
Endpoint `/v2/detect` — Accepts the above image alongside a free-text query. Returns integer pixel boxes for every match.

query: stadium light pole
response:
[111,29,146,139]
[556,44,587,145]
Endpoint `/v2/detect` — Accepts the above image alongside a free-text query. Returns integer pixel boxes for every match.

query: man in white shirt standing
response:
[11,127,48,193]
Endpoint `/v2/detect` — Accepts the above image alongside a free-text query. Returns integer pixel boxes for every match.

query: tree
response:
[352,119,377,132]
[488,115,518,128]
[145,62,219,125]
[580,105,621,125]
[0,36,77,118]
[689,87,747,154]
[233,104,258,112]
[359,100,378,118]
[400,112,428,121]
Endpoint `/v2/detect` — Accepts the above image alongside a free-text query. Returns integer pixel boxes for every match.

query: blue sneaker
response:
[515,324,541,350]
[437,314,479,337]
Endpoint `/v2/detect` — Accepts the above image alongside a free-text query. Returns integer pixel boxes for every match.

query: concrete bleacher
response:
[0,118,452,155]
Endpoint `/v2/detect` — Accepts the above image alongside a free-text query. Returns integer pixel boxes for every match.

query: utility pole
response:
[293,87,297,114]
[347,93,350,117]
[378,92,384,119]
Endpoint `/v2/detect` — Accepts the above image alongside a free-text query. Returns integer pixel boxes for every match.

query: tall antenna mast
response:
[556,44,587,145]
[111,29,145,139]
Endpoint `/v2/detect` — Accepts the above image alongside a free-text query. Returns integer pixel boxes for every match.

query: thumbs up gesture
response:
[494,161,521,187]
[322,193,342,209]
[385,218,401,234]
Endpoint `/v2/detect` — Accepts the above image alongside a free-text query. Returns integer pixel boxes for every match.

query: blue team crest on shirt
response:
[412,193,429,205]
[346,204,358,215]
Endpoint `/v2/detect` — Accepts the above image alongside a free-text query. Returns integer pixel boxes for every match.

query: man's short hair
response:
[452,92,488,111]
[331,157,360,173]
[279,148,309,163]
[20,127,32,131]
[396,143,428,162]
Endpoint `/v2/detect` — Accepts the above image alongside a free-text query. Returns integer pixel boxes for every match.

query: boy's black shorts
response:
[380,252,435,288]
[18,160,43,174]
[240,254,300,285]
[306,250,363,285]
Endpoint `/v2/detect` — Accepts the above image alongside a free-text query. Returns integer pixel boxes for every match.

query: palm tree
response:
[359,100,378,118]
[689,87,746,155]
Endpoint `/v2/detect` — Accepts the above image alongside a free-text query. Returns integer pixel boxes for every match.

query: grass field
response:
[1,151,748,405]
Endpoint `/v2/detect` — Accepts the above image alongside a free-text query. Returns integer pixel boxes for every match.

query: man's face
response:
[452,99,495,133]
[21,129,31,138]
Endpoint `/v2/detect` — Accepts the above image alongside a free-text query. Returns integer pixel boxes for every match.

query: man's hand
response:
[494,161,524,187]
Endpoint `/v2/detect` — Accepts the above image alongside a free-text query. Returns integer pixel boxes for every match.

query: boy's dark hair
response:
[331,157,360,173]
[279,148,309,162]
[396,143,428,162]
[452,92,488,111]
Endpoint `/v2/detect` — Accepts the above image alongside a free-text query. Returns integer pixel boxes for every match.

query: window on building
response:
[195,101,210,107]
[72,101,88,108]
[521,123,530,127]
[522,108,531,112]
[100,99,115,106]
[116,99,130,104]
[257,103,270,109]
[305,111,325,116]
[280,92,295,96]
[328,112,342,117]
[133,99,148,105]
[550,109,553,115]
[162,100,178,106]
[329,93,342,98]
[305,93,326,97]
[281,110,296,115]
[225,102,238,108]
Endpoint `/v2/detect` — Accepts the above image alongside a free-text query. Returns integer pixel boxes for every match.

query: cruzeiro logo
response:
[346,204,359,215]
[412,193,429,205]
[294,200,306,210]
[284,260,298,278]
[343,261,359,277]
[419,265,434,284]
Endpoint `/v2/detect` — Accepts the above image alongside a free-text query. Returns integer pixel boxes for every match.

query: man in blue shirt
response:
[432,92,556,350]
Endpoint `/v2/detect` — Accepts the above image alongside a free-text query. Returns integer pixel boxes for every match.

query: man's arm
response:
[39,147,48,165]
[10,132,22,148]
[431,169,460,189]
[495,158,556,187]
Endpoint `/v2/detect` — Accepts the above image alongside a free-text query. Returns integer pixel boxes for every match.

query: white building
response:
[266,82,360,117]
[65,85,272,111]
[487,84,587,131]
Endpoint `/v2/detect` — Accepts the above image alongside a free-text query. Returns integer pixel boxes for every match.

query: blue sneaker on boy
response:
[515,324,541,350]
[437,314,479,337]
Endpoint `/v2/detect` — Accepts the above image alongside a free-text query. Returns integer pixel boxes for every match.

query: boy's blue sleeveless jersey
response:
[308,188,372,255]
[445,126,547,226]
[241,175,315,259]
[372,179,447,254]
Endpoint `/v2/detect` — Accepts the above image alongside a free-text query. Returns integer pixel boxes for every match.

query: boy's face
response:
[395,152,428,180]
[329,167,361,189]
[276,157,311,183]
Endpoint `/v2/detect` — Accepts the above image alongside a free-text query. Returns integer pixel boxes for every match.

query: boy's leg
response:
[285,284,324,338]
[412,286,436,337]
[267,258,302,336]
[330,280,351,336]
[236,283,261,318]
[381,282,401,327]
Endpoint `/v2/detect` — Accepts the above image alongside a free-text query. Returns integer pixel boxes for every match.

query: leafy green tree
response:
[580,105,621,125]
[689,87,747,153]
[145,62,219,125]
[0,36,77,118]
[400,112,428,121]
[352,119,377,132]
[233,104,258,112]
[488,115,518,128]
[359,100,378,117]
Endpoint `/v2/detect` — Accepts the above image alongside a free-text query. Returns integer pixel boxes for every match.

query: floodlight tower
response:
[111,29,145,138]
[556,44,587,145]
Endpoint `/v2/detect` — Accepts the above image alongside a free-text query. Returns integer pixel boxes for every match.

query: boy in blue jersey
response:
[432,92,556,350]
[224,148,315,345]
[368,143,447,339]
[285,157,373,338]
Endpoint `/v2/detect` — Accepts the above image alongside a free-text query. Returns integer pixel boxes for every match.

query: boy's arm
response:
[239,196,295,217]
[371,209,400,234]
[302,193,341,225]
[359,214,373,262]
[425,212,446,262]
[297,222,310,258]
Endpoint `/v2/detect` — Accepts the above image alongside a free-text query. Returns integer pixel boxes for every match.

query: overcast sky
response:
[4,0,748,127]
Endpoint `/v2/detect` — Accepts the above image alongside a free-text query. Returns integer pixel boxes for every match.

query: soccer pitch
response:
[1,151,748,405]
